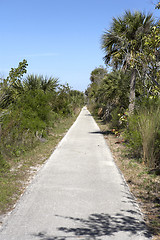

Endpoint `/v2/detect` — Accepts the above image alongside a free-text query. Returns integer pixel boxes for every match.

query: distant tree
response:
[90,66,107,84]
[97,70,130,110]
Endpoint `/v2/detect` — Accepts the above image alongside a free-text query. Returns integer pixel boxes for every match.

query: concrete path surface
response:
[0,107,152,240]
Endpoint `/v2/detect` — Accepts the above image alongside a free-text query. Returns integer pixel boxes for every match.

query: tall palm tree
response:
[101,11,154,114]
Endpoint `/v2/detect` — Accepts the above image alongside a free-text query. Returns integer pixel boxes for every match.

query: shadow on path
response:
[32,211,151,240]
[89,130,114,136]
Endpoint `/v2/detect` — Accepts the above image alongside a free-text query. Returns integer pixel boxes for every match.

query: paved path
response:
[0,107,151,240]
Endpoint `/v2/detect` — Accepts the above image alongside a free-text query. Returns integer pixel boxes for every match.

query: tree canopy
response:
[101,11,154,113]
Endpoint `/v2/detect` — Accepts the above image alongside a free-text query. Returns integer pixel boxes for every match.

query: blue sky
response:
[0,0,159,91]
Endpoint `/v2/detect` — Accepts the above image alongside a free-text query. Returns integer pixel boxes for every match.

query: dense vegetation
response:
[86,10,160,170]
[0,60,84,172]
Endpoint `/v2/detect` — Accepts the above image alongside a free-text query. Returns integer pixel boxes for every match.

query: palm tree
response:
[101,11,154,114]
[24,74,58,93]
[40,76,58,93]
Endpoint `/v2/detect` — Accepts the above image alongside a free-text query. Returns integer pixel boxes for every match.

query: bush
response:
[1,109,34,157]
[110,107,121,129]
[124,103,160,169]
[124,114,142,158]
[138,106,160,169]
[0,151,10,172]
[0,88,53,157]
[0,61,84,160]
[109,106,128,130]
[19,90,52,127]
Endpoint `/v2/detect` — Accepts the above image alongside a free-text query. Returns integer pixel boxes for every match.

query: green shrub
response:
[0,61,84,161]
[110,107,127,129]
[138,106,160,168]
[124,103,160,169]
[1,109,34,157]
[124,114,142,158]
[0,87,53,157]
[0,151,10,172]
[110,107,121,129]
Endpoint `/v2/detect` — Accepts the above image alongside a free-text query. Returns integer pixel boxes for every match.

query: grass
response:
[0,112,79,217]
[95,116,160,239]
[138,107,160,169]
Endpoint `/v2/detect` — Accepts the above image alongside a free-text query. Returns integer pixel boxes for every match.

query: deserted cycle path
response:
[0,107,151,240]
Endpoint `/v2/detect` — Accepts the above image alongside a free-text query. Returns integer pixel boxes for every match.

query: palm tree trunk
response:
[129,68,136,115]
